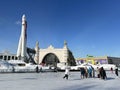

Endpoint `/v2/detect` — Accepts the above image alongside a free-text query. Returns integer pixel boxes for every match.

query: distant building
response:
[76,55,120,66]
[0,51,18,60]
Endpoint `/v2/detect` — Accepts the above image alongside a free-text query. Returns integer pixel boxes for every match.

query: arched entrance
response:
[42,53,60,67]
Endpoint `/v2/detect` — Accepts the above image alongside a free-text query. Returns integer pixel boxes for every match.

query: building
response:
[34,41,76,66]
[0,40,76,67]
[76,55,120,66]
[0,51,18,60]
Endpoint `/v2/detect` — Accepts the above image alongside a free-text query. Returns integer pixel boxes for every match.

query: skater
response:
[110,67,113,73]
[96,67,100,78]
[91,66,95,78]
[12,66,15,73]
[63,66,70,80]
[80,67,86,79]
[36,66,39,73]
[100,67,107,80]
[88,67,92,78]
[115,67,118,76]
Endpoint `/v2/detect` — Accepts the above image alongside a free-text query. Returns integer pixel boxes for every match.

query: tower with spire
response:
[63,40,69,65]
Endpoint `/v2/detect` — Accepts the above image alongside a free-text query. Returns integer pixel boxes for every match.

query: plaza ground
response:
[0,71,120,90]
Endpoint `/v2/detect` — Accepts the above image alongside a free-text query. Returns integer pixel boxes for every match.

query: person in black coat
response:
[36,66,39,73]
[100,67,107,80]
[115,67,119,76]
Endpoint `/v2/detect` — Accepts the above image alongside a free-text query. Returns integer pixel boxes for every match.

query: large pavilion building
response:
[34,41,76,66]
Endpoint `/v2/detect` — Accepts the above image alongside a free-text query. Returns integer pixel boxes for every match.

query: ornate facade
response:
[34,41,76,66]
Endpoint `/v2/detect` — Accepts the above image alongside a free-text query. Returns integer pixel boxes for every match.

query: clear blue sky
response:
[0,0,120,58]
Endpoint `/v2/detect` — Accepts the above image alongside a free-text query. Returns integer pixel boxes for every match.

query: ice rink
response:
[0,71,120,90]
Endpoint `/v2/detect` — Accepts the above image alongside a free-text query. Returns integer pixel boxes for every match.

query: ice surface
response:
[0,71,119,90]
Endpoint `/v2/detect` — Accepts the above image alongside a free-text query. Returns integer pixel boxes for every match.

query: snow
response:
[0,71,119,90]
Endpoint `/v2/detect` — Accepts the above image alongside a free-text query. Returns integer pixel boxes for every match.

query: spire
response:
[22,14,26,21]
[64,40,67,46]
[36,41,39,48]
[63,40,68,49]
[35,41,39,51]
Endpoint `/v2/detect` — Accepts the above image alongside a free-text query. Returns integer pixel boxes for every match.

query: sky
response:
[0,0,120,58]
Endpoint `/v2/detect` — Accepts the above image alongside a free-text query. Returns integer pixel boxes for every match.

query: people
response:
[100,67,107,80]
[12,66,15,73]
[80,67,86,79]
[115,67,118,76]
[91,66,95,78]
[88,67,92,78]
[36,66,39,73]
[110,67,113,73]
[96,67,100,78]
[84,67,88,78]
[63,65,70,80]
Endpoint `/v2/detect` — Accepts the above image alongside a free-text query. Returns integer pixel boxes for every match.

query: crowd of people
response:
[79,66,109,80]
[80,66,95,79]
[63,65,119,80]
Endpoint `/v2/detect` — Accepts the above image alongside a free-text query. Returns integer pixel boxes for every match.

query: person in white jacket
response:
[63,66,70,80]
